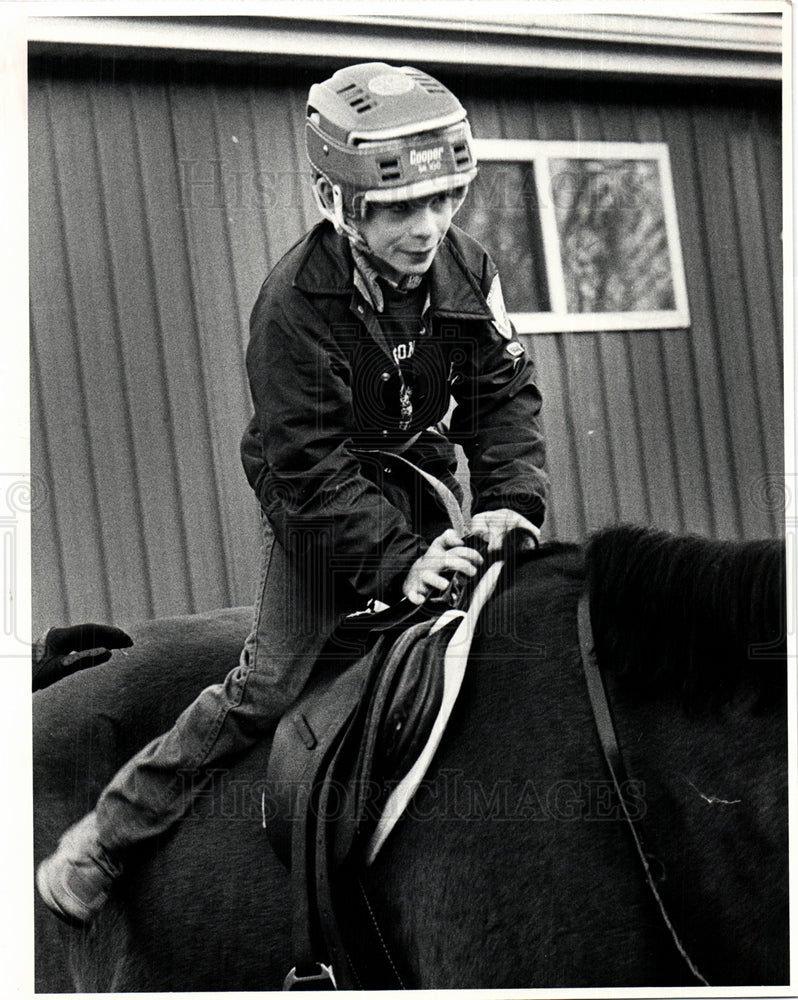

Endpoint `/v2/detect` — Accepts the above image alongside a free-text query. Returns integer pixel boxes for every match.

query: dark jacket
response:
[241,220,547,603]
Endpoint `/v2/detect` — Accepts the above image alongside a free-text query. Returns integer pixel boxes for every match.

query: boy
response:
[37,62,547,925]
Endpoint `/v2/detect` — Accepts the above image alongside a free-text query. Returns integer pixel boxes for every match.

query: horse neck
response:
[365,544,788,987]
[607,676,789,985]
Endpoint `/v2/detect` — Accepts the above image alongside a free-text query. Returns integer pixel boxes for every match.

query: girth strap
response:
[576,593,710,987]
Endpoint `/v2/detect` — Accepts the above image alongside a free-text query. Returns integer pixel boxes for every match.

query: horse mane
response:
[584,525,786,712]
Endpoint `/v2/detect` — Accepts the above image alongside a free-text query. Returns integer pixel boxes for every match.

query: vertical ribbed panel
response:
[30,61,317,635]
[29,60,783,635]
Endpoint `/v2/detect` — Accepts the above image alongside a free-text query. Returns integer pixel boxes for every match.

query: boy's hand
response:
[469,509,540,552]
[402,528,484,605]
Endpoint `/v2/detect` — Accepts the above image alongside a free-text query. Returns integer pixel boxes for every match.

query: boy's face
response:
[356,189,465,282]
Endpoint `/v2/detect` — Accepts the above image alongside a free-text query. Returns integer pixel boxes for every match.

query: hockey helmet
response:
[306,63,478,231]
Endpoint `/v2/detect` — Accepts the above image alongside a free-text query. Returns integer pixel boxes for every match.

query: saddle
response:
[266,537,514,990]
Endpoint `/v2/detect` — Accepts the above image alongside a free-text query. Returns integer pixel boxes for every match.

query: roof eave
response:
[27,12,784,83]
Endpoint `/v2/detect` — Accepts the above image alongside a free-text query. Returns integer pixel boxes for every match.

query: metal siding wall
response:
[30,61,783,636]
[30,63,317,635]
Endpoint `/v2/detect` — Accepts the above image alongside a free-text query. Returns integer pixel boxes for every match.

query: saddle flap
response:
[265,636,383,869]
[364,617,461,798]
[379,617,454,776]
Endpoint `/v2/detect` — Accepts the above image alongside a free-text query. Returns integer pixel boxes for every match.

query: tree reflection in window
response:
[550,158,676,313]
[456,160,550,312]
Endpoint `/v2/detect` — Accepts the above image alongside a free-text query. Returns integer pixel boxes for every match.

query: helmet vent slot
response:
[404,70,448,95]
[336,82,376,114]
[453,143,472,167]
[378,158,402,181]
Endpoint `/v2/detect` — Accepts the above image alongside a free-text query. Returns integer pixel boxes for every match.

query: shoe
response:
[36,811,122,926]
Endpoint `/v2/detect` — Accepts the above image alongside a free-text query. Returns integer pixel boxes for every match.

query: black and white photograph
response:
[4,2,794,994]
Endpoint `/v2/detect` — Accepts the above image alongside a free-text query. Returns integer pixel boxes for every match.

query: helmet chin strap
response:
[312,175,371,251]
[312,177,410,298]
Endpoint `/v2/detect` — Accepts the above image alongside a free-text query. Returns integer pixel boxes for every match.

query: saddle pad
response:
[365,558,505,863]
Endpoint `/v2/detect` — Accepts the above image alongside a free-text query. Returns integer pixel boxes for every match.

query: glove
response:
[468,509,540,552]
[32,623,133,692]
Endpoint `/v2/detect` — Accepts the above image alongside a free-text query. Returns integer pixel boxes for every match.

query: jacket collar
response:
[292,221,491,320]
[292,223,353,296]
[426,233,492,319]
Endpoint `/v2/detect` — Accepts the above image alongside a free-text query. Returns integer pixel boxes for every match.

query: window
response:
[458,140,690,334]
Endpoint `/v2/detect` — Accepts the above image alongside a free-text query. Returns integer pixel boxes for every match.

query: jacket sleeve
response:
[244,284,426,603]
[449,263,548,527]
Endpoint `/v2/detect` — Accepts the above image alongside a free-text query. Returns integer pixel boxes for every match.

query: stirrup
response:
[282,962,337,990]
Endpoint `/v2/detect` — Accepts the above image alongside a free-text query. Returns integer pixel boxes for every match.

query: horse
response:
[33,525,788,991]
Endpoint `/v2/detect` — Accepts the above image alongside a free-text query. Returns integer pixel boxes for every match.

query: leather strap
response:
[577,593,710,987]
[355,447,466,537]
[286,703,357,989]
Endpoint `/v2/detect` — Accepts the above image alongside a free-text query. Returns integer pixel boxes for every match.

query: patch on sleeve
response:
[486,274,513,340]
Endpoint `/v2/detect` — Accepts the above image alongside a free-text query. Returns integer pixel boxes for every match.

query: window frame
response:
[471,138,691,334]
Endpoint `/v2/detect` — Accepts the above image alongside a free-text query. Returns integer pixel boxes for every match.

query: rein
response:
[576,593,710,987]
[353,446,467,537]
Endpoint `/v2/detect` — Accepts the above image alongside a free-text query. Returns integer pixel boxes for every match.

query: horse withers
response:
[33,526,788,990]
